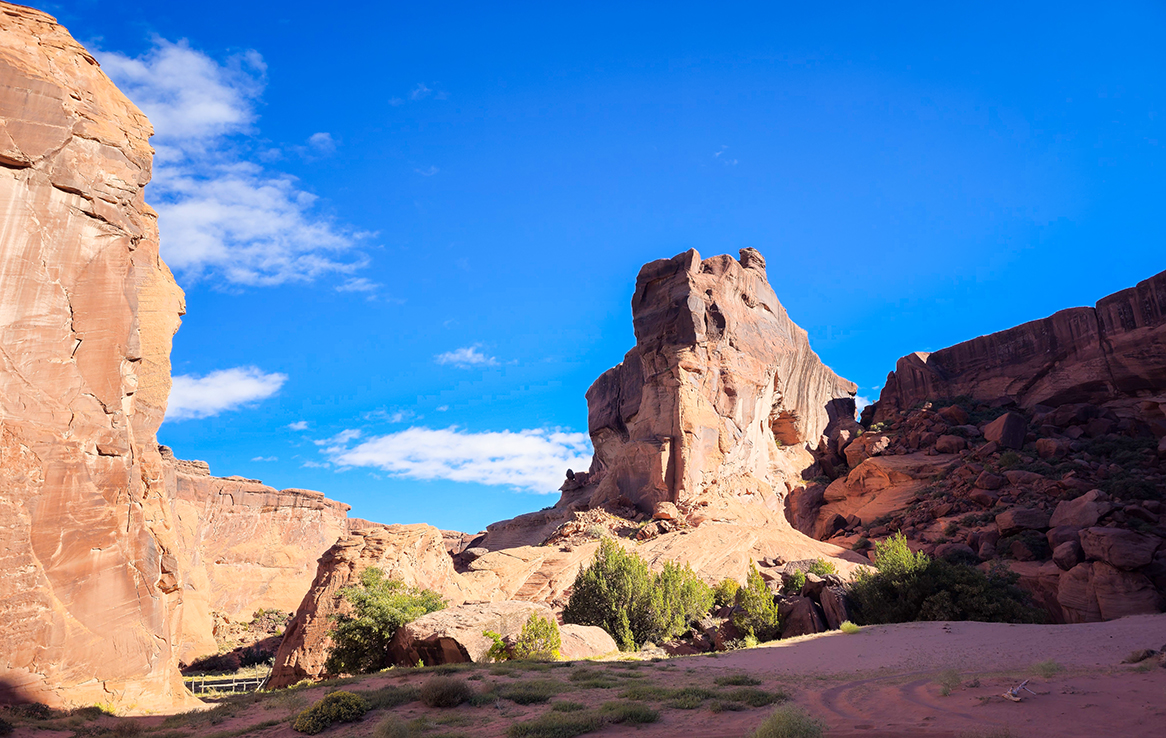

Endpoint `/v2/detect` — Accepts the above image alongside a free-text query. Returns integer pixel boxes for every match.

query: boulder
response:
[389,601,556,666]
[1052,541,1083,571]
[778,596,826,638]
[844,433,891,468]
[938,405,970,425]
[1079,527,1162,570]
[1058,563,1102,623]
[1049,490,1110,528]
[983,412,1027,450]
[935,543,978,562]
[1036,438,1068,460]
[652,501,680,521]
[1004,470,1045,486]
[1091,563,1164,620]
[975,472,1006,490]
[1046,525,1083,549]
[820,586,851,629]
[558,624,619,660]
[996,508,1051,536]
[935,435,967,454]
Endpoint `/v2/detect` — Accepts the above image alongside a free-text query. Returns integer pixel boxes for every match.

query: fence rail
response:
[183,669,271,695]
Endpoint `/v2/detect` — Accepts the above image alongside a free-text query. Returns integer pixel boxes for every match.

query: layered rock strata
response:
[871,269,1166,423]
[165,452,351,665]
[0,3,190,710]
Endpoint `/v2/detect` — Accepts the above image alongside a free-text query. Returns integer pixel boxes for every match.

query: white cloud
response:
[307,132,336,154]
[410,83,432,100]
[414,166,439,177]
[363,408,416,424]
[328,427,593,493]
[855,396,873,419]
[252,456,278,461]
[288,420,310,431]
[97,40,366,286]
[436,405,449,412]
[314,428,363,448]
[336,277,380,293]
[435,345,498,368]
[166,366,287,421]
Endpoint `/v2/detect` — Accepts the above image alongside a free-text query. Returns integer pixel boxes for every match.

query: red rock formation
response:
[872,269,1166,422]
[580,248,857,515]
[0,3,192,710]
[165,452,350,665]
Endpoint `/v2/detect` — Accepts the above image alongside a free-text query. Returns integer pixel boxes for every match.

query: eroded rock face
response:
[0,4,191,711]
[388,601,555,666]
[578,249,856,516]
[166,454,351,665]
[872,269,1166,421]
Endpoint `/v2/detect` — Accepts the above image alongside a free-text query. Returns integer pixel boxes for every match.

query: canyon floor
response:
[5,614,1164,738]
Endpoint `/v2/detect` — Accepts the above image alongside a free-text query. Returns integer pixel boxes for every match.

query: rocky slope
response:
[0,3,191,710]
[795,272,1166,624]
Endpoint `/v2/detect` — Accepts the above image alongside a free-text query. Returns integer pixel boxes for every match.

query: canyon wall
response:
[872,269,1166,424]
[165,453,351,665]
[0,3,191,710]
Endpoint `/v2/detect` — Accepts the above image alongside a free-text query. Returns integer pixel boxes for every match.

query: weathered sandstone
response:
[388,601,556,666]
[0,3,191,711]
[165,452,350,664]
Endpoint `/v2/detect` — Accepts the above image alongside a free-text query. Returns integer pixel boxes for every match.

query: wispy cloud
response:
[435,345,498,368]
[327,427,593,493]
[414,166,440,177]
[314,429,363,448]
[98,40,367,286]
[336,277,380,293]
[166,366,286,421]
[855,396,872,418]
[363,408,417,424]
[410,83,432,100]
[288,420,310,431]
[252,456,278,462]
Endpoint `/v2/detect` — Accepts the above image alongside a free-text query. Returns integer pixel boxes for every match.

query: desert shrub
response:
[552,701,587,712]
[562,539,713,650]
[292,691,368,735]
[806,559,837,576]
[485,630,509,662]
[848,535,1043,624]
[839,620,861,634]
[514,614,562,660]
[1031,659,1064,678]
[507,711,605,738]
[359,684,419,710]
[750,705,824,738]
[723,687,786,707]
[714,578,740,608]
[733,564,781,642]
[781,570,806,595]
[715,674,762,686]
[664,686,716,709]
[498,679,562,705]
[372,715,409,738]
[597,701,659,723]
[419,677,473,708]
[937,668,962,696]
[325,567,446,675]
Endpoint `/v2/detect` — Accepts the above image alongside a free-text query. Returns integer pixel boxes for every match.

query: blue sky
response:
[45,1,1166,532]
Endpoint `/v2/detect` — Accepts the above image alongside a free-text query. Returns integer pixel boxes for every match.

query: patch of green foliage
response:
[562,538,713,650]
[419,677,473,708]
[292,691,368,735]
[722,687,787,707]
[506,712,605,738]
[551,701,587,712]
[781,570,806,596]
[497,679,563,705]
[713,578,741,608]
[750,705,825,738]
[597,700,659,723]
[715,674,762,686]
[733,563,781,642]
[325,567,446,675]
[848,534,1044,624]
[839,620,861,634]
[513,614,562,660]
[358,683,419,710]
[806,559,837,576]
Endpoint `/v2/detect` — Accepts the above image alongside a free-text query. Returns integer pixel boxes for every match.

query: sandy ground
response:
[11,615,1165,738]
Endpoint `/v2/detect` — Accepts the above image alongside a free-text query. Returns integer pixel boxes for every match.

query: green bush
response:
[292,691,369,734]
[562,539,713,650]
[806,559,837,577]
[507,712,604,738]
[497,679,563,705]
[419,677,473,708]
[325,567,446,675]
[733,564,781,642]
[713,578,740,608]
[781,570,806,596]
[715,674,762,686]
[750,706,824,738]
[848,534,1043,624]
[514,613,562,660]
[597,700,659,724]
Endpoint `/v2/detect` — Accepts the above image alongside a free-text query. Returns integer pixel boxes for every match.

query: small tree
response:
[513,613,562,660]
[325,567,446,675]
[562,538,653,650]
[642,561,714,645]
[733,563,781,642]
[713,578,740,608]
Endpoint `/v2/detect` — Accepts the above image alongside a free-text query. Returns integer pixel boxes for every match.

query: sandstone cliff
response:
[164,452,351,665]
[0,3,191,710]
[871,269,1166,424]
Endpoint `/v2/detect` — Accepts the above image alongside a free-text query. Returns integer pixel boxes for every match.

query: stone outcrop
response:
[870,269,1166,423]
[388,601,555,666]
[572,248,856,516]
[558,624,618,660]
[165,452,350,664]
[0,4,192,711]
